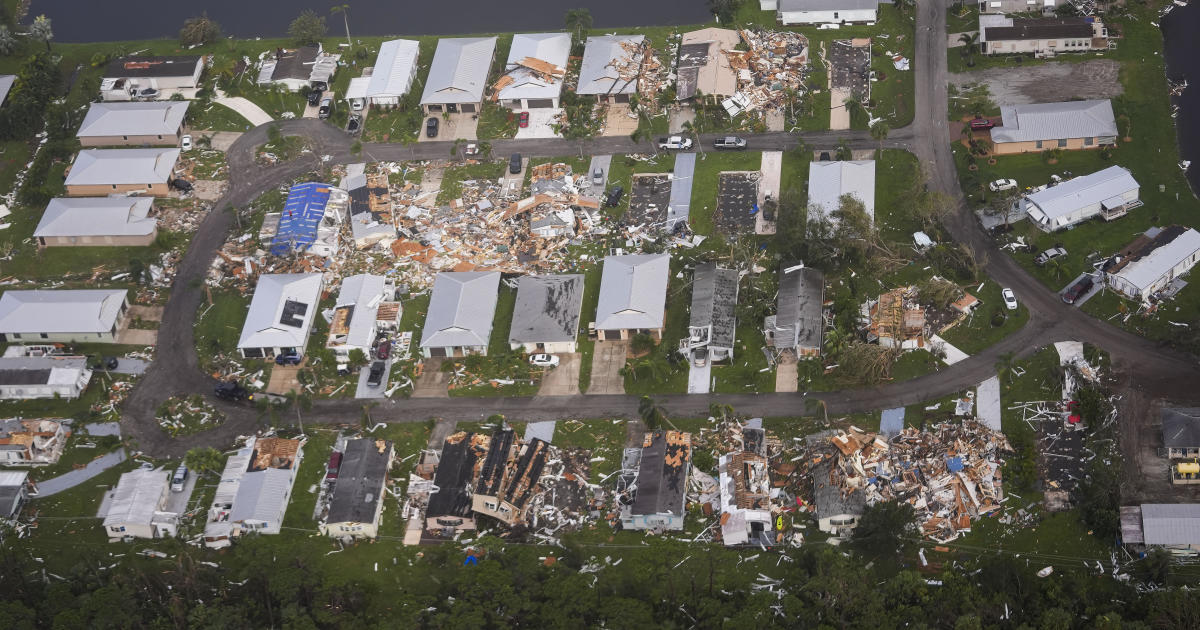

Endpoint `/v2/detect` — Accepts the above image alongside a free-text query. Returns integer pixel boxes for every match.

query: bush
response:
[990,307,1007,327]
[179,14,221,47]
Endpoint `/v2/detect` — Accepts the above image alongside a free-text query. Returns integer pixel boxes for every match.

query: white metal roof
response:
[420,37,497,105]
[807,160,876,221]
[1024,166,1138,227]
[64,148,179,186]
[1141,503,1200,545]
[420,271,500,349]
[367,39,420,99]
[499,33,570,102]
[0,470,28,487]
[334,274,389,349]
[228,468,293,525]
[345,76,370,101]
[577,35,645,96]
[780,0,879,10]
[34,197,156,238]
[0,289,127,334]
[237,273,324,351]
[102,467,168,529]
[991,100,1118,144]
[77,101,188,139]
[0,75,15,108]
[595,254,670,331]
[1112,227,1200,294]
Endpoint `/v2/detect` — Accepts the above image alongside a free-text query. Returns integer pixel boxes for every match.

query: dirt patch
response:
[1120,390,1200,504]
[949,59,1122,107]
[629,174,671,228]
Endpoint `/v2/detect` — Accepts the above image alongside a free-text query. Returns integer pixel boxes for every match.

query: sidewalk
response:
[213,95,273,127]
[35,449,127,497]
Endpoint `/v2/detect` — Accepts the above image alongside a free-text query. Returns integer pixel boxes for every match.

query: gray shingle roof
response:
[325,439,393,526]
[0,356,89,386]
[812,459,866,520]
[595,254,670,331]
[690,263,738,350]
[983,17,1096,42]
[577,35,645,96]
[630,431,691,517]
[420,272,501,349]
[1162,408,1200,449]
[1141,504,1200,546]
[77,102,188,139]
[64,148,179,187]
[508,274,584,346]
[420,37,497,105]
[34,197,156,239]
[103,55,201,79]
[776,264,825,352]
[367,39,420,99]
[0,289,127,334]
[991,99,1118,144]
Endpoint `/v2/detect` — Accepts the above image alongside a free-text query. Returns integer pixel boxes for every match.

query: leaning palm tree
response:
[639,395,666,430]
[870,121,890,154]
[29,15,53,53]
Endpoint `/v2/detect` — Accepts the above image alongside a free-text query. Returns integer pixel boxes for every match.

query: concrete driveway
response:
[109,357,150,376]
[355,358,392,398]
[585,154,612,196]
[687,359,711,394]
[1059,273,1104,307]
[412,358,450,398]
[514,108,562,139]
[500,157,528,197]
[588,342,627,395]
[537,353,580,396]
[266,362,304,395]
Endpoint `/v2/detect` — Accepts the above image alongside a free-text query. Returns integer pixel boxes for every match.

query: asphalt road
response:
[120,7,1200,457]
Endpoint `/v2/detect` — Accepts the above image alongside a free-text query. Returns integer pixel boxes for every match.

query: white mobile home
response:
[1022,166,1140,232]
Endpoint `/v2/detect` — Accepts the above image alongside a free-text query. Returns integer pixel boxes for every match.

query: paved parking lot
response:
[588,342,627,395]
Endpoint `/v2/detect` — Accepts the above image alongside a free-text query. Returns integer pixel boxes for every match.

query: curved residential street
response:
[121,6,1200,457]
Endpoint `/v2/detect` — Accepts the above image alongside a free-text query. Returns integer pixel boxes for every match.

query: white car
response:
[529,353,560,368]
[1002,288,1018,310]
[989,178,1018,192]
[180,135,193,151]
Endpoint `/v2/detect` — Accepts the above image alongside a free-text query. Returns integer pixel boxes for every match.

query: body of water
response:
[27,1,712,42]
[1162,2,1200,196]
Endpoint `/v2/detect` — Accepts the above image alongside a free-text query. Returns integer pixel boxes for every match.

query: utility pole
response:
[332,5,352,50]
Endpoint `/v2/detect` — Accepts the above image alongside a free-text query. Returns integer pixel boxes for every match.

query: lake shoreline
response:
[1162,2,1200,197]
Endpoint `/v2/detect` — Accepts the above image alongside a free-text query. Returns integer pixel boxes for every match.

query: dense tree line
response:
[0,535,1197,628]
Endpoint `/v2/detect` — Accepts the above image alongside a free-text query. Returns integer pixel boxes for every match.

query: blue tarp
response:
[946,456,964,472]
[270,182,332,256]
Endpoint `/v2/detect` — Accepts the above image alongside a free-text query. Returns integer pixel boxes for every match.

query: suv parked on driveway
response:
[1062,276,1095,304]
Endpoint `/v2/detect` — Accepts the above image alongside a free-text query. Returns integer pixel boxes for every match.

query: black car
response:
[347,114,362,134]
[275,351,302,366]
[213,380,250,401]
[426,117,439,138]
[170,178,193,193]
[604,186,624,208]
[311,81,328,92]
[89,355,118,370]
[509,153,522,174]
[367,361,386,387]
[1062,276,1094,304]
[307,89,323,106]
[138,87,159,99]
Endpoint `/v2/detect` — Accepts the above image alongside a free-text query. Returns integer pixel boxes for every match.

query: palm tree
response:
[681,119,703,157]
[330,5,352,49]
[958,32,980,67]
[893,0,915,14]
[824,325,851,359]
[30,15,53,53]
[870,121,890,154]
[995,351,1017,385]
[0,25,18,56]
[564,9,592,46]
[842,95,864,126]
[639,395,666,430]
[805,397,829,425]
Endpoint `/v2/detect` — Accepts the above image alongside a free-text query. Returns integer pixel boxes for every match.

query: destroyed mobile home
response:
[718,29,812,118]
[405,429,594,540]
[802,422,1012,543]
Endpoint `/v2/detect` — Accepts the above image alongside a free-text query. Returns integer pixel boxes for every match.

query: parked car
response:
[376,339,391,360]
[367,360,386,387]
[1002,288,1018,310]
[311,81,328,92]
[100,356,118,370]
[989,178,1018,192]
[318,98,332,119]
[275,351,302,366]
[713,136,747,150]
[509,153,522,174]
[1062,276,1095,304]
[1034,247,1068,266]
[604,186,624,208]
[351,99,364,111]
[657,136,693,150]
[347,114,362,134]
[529,353,560,368]
[307,89,323,106]
[426,117,439,138]
[180,135,193,151]
[592,167,605,187]
[326,452,343,480]
[518,111,529,128]
[969,118,995,131]
[213,380,251,401]
[171,466,188,492]
[138,87,159,99]
[170,178,193,193]
[693,347,709,368]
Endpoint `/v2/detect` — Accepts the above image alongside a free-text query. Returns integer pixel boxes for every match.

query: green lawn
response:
[194,289,250,374]
[551,418,630,481]
[476,102,518,140]
[447,285,540,398]
[938,280,1030,355]
[0,139,32,194]
[623,261,692,395]
[190,101,255,132]
[435,159,506,205]
[575,262,603,393]
[713,319,776,394]
[687,150,764,235]
[891,348,943,382]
